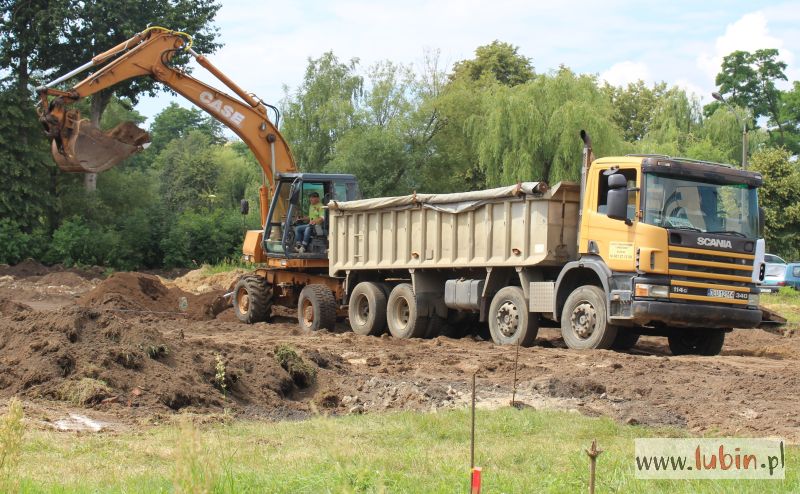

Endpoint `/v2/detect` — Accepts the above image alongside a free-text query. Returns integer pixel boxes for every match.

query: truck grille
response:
[667,246,754,305]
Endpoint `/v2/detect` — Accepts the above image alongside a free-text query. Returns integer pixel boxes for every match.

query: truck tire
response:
[488,286,539,347]
[387,283,430,339]
[560,285,618,350]
[667,329,725,356]
[611,331,640,351]
[298,284,337,331]
[348,282,388,336]
[233,276,272,324]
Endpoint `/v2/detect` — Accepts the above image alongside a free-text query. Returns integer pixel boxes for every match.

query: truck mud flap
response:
[758,305,787,335]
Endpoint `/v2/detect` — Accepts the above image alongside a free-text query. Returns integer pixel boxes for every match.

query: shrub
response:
[0,219,44,265]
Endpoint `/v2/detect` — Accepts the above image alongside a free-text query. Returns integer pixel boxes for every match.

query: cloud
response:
[600,61,651,87]
[696,11,794,83]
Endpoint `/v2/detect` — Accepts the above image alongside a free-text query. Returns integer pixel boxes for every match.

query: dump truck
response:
[326,132,772,355]
[38,27,776,356]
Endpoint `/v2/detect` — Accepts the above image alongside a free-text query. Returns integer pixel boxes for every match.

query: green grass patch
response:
[13,408,799,493]
[201,258,252,275]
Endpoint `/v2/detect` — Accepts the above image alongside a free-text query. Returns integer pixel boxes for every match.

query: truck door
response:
[586,166,639,272]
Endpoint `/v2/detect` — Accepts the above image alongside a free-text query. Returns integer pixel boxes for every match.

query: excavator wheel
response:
[233,275,272,324]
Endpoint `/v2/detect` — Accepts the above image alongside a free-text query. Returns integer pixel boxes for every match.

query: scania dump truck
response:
[325,133,770,355]
[38,27,775,356]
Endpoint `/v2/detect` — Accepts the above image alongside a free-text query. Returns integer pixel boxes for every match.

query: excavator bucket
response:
[52,119,150,173]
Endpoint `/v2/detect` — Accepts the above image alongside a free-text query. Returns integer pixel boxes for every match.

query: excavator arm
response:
[37,26,296,227]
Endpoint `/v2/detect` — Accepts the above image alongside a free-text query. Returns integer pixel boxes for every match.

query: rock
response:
[348,404,364,415]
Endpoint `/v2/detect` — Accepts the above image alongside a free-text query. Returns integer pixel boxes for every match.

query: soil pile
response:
[0,259,50,278]
[167,268,246,294]
[79,272,229,320]
[0,306,308,415]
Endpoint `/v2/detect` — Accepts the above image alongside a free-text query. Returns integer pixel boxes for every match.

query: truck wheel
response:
[560,285,618,350]
[298,284,337,331]
[668,329,725,356]
[387,283,430,339]
[488,286,539,347]
[348,282,388,336]
[611,331,640,351]
[233,276,272,324]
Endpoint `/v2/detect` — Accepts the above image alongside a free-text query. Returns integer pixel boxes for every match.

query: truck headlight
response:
[748,293,759,306]
[635,284,669,298]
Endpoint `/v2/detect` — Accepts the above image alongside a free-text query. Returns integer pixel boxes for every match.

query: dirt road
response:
[1,264,798,441]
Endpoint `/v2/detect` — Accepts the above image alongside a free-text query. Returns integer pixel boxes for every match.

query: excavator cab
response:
[263,173,360,259]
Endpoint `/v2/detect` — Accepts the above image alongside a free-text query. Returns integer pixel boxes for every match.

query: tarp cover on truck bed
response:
[329,182,547,214]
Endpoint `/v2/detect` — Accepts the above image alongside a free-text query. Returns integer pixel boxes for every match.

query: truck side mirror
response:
[606,174,629,223]
[240,199,249,215]
[758,206,765,236]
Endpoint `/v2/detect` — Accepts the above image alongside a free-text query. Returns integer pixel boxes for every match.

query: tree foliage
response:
[749,147,800,259]
[451,40,534,86]
[469,69,624,185]
[281,52,363,172]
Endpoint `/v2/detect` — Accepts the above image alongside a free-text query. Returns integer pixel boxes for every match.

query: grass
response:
[201,258,252,275]
[12,407,799,493]
[762,287,800,328]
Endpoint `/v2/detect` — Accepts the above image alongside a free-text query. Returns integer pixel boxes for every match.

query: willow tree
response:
[468,68,624,186]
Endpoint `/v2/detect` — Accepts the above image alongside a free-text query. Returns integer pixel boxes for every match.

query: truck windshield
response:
[642,173,759,238]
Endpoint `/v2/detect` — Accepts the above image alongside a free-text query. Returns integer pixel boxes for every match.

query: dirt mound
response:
[0,306,303,415]
[0,298,32,316]
[38,272,94,288]
[0,259,50,278]
[166,268,246,294]
[79,272,229,320]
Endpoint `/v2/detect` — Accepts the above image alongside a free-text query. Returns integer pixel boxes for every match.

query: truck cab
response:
[560,154,766,353]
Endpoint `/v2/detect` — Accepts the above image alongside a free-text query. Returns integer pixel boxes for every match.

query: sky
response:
[133,0,800,124]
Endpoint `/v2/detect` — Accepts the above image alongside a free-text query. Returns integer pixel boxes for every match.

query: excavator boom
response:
[37,27,296,226]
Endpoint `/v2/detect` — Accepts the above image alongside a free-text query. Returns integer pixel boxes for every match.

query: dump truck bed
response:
[328,181,581,276]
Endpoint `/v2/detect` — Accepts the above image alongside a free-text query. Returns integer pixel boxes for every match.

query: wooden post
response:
[585,439,602,494]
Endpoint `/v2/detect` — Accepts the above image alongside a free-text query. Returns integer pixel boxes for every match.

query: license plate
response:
[708,288,736,299]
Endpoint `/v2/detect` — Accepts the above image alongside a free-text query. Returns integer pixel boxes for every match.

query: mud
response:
[0,264,799,441]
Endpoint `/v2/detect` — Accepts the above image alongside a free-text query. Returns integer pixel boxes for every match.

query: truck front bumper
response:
[630,300,762,329]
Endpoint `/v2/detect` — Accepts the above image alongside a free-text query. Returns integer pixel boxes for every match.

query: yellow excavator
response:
[38,27,361,327]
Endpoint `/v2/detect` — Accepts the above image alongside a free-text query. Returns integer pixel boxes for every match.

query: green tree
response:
[710,49,788,143]
[154,130,220,212]
[468,68,624,186]
[637,87,703,157]
[281,52,363,171]
[0,81,54,231]
[777,81,800,154]
[450,40,534,86]
[147,102,225,155]
[35,0,222,126]
[749,147,800,259]
[603,80,667,142]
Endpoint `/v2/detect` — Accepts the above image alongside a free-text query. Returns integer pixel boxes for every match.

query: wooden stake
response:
[585,439,602,494]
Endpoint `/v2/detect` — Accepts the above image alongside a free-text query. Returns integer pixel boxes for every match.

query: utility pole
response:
[712,92,748,169]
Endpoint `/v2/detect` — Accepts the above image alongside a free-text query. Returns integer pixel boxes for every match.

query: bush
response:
[49,217,126,268]
[0,219,44,264]
[161,208,247,268]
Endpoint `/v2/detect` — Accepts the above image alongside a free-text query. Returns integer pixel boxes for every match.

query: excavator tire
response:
[233,275,272,324]
[298,284,337,331]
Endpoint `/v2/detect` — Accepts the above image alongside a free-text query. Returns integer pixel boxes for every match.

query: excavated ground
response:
[0,261,798,441]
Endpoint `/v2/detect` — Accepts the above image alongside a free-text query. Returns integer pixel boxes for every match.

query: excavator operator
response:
[295,192,323,253]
